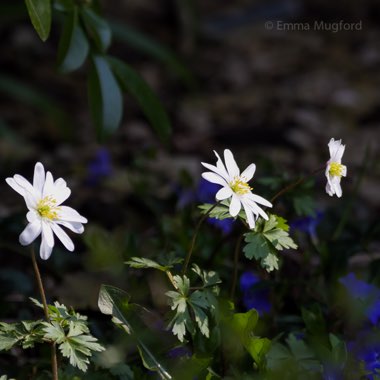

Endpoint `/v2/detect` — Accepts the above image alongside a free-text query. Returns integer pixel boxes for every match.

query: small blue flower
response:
[239,271,271,315]
[339,273,380,325]
[290,211,323,240]
[87,148,112,185]
[197,178,221,204]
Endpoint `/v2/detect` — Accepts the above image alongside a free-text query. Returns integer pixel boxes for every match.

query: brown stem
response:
[181,202,219,276]
[270,166,325,203]
[31,248,59,380]
[229,234,244,300]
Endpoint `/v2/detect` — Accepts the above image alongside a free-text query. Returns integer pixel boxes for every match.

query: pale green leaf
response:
[88,54,123,140]
[80,7,111,52]
[57,7,89,72]
[25,0,51,41]
[126,257,169,272]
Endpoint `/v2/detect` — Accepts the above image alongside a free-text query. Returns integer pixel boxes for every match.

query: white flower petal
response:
[331,177,342,198]
[224,149,240,178]
[244,198,269,220]
[42,222,55,247]
[51,223,74,251]
[240,201,255,229]
[201,172,228,187]
[58,206,88,223]
[27,210,39,223]
[325,181,334,196]
[201,162,229,182]
[247,193,272,208]
[6,177,26,196]
[33,162,45,196]
[42,172,55,198]
[216,186,233,200]
[213,150,230,180]
[24,191,38,210]
[19,220,42,246]
[229,194,241,217]
[40,236,53,260]
[53,186,71,205]
[54,178,67,187]
[57,221,84,234]
[341,165,347,177]
[14,175,36,196]
[240,163,256,182]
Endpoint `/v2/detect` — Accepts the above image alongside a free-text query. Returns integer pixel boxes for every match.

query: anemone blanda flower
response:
[201,149,272,229]
[6,162,87,260]
[325,138,347,198]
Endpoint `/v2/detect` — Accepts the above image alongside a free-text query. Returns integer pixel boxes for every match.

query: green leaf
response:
[198,202,232,221]
[88,55,123,139]
[189,292,210,338]
[57,7,89,72]
[98,285,172,379]
[108,57,171,141]
[80,7,111,52]
[244,233,271,260]
[329,334,347,365]
[263,215,298,251]
[58,333,103,373]
[125,257,169,272]
[25,0,51,41]
[243,214,297,272]
[229,309,271,368]
[191,264,222,288]
[42,321,66,343]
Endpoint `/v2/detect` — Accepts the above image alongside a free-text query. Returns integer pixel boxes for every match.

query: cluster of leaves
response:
[243,214,298,272]
[24,0,173,140]
[0,299,104,372]
[199,202,297,272]
[166,264,221,342]
[266,305,348,379]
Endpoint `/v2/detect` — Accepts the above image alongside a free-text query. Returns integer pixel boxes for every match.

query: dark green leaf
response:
[229,309,271,368]
[57,7,89,72]
[80,7,111,51]
[108,57,171,141]
[88,55,123,139]
[25,0,51,41]
[98,285,172,379]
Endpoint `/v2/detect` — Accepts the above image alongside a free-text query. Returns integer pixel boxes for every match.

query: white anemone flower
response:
[6,162,87,260]
[325,138,347,198]
[201,149,272,229]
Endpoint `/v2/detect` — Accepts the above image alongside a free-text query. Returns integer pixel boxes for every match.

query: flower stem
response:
[270,166,325,203]
[181,202,219,275]
[229,234,243,300]
[30,248,59,380]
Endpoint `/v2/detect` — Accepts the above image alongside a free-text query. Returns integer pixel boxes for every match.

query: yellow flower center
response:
[229,177,252,195]
[329,162,344,177]
[37,196,60,220]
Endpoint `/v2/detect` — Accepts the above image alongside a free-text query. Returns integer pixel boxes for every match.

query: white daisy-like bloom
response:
[6,162,87,260]
[325,138,347,198]
[201,149,272,229]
